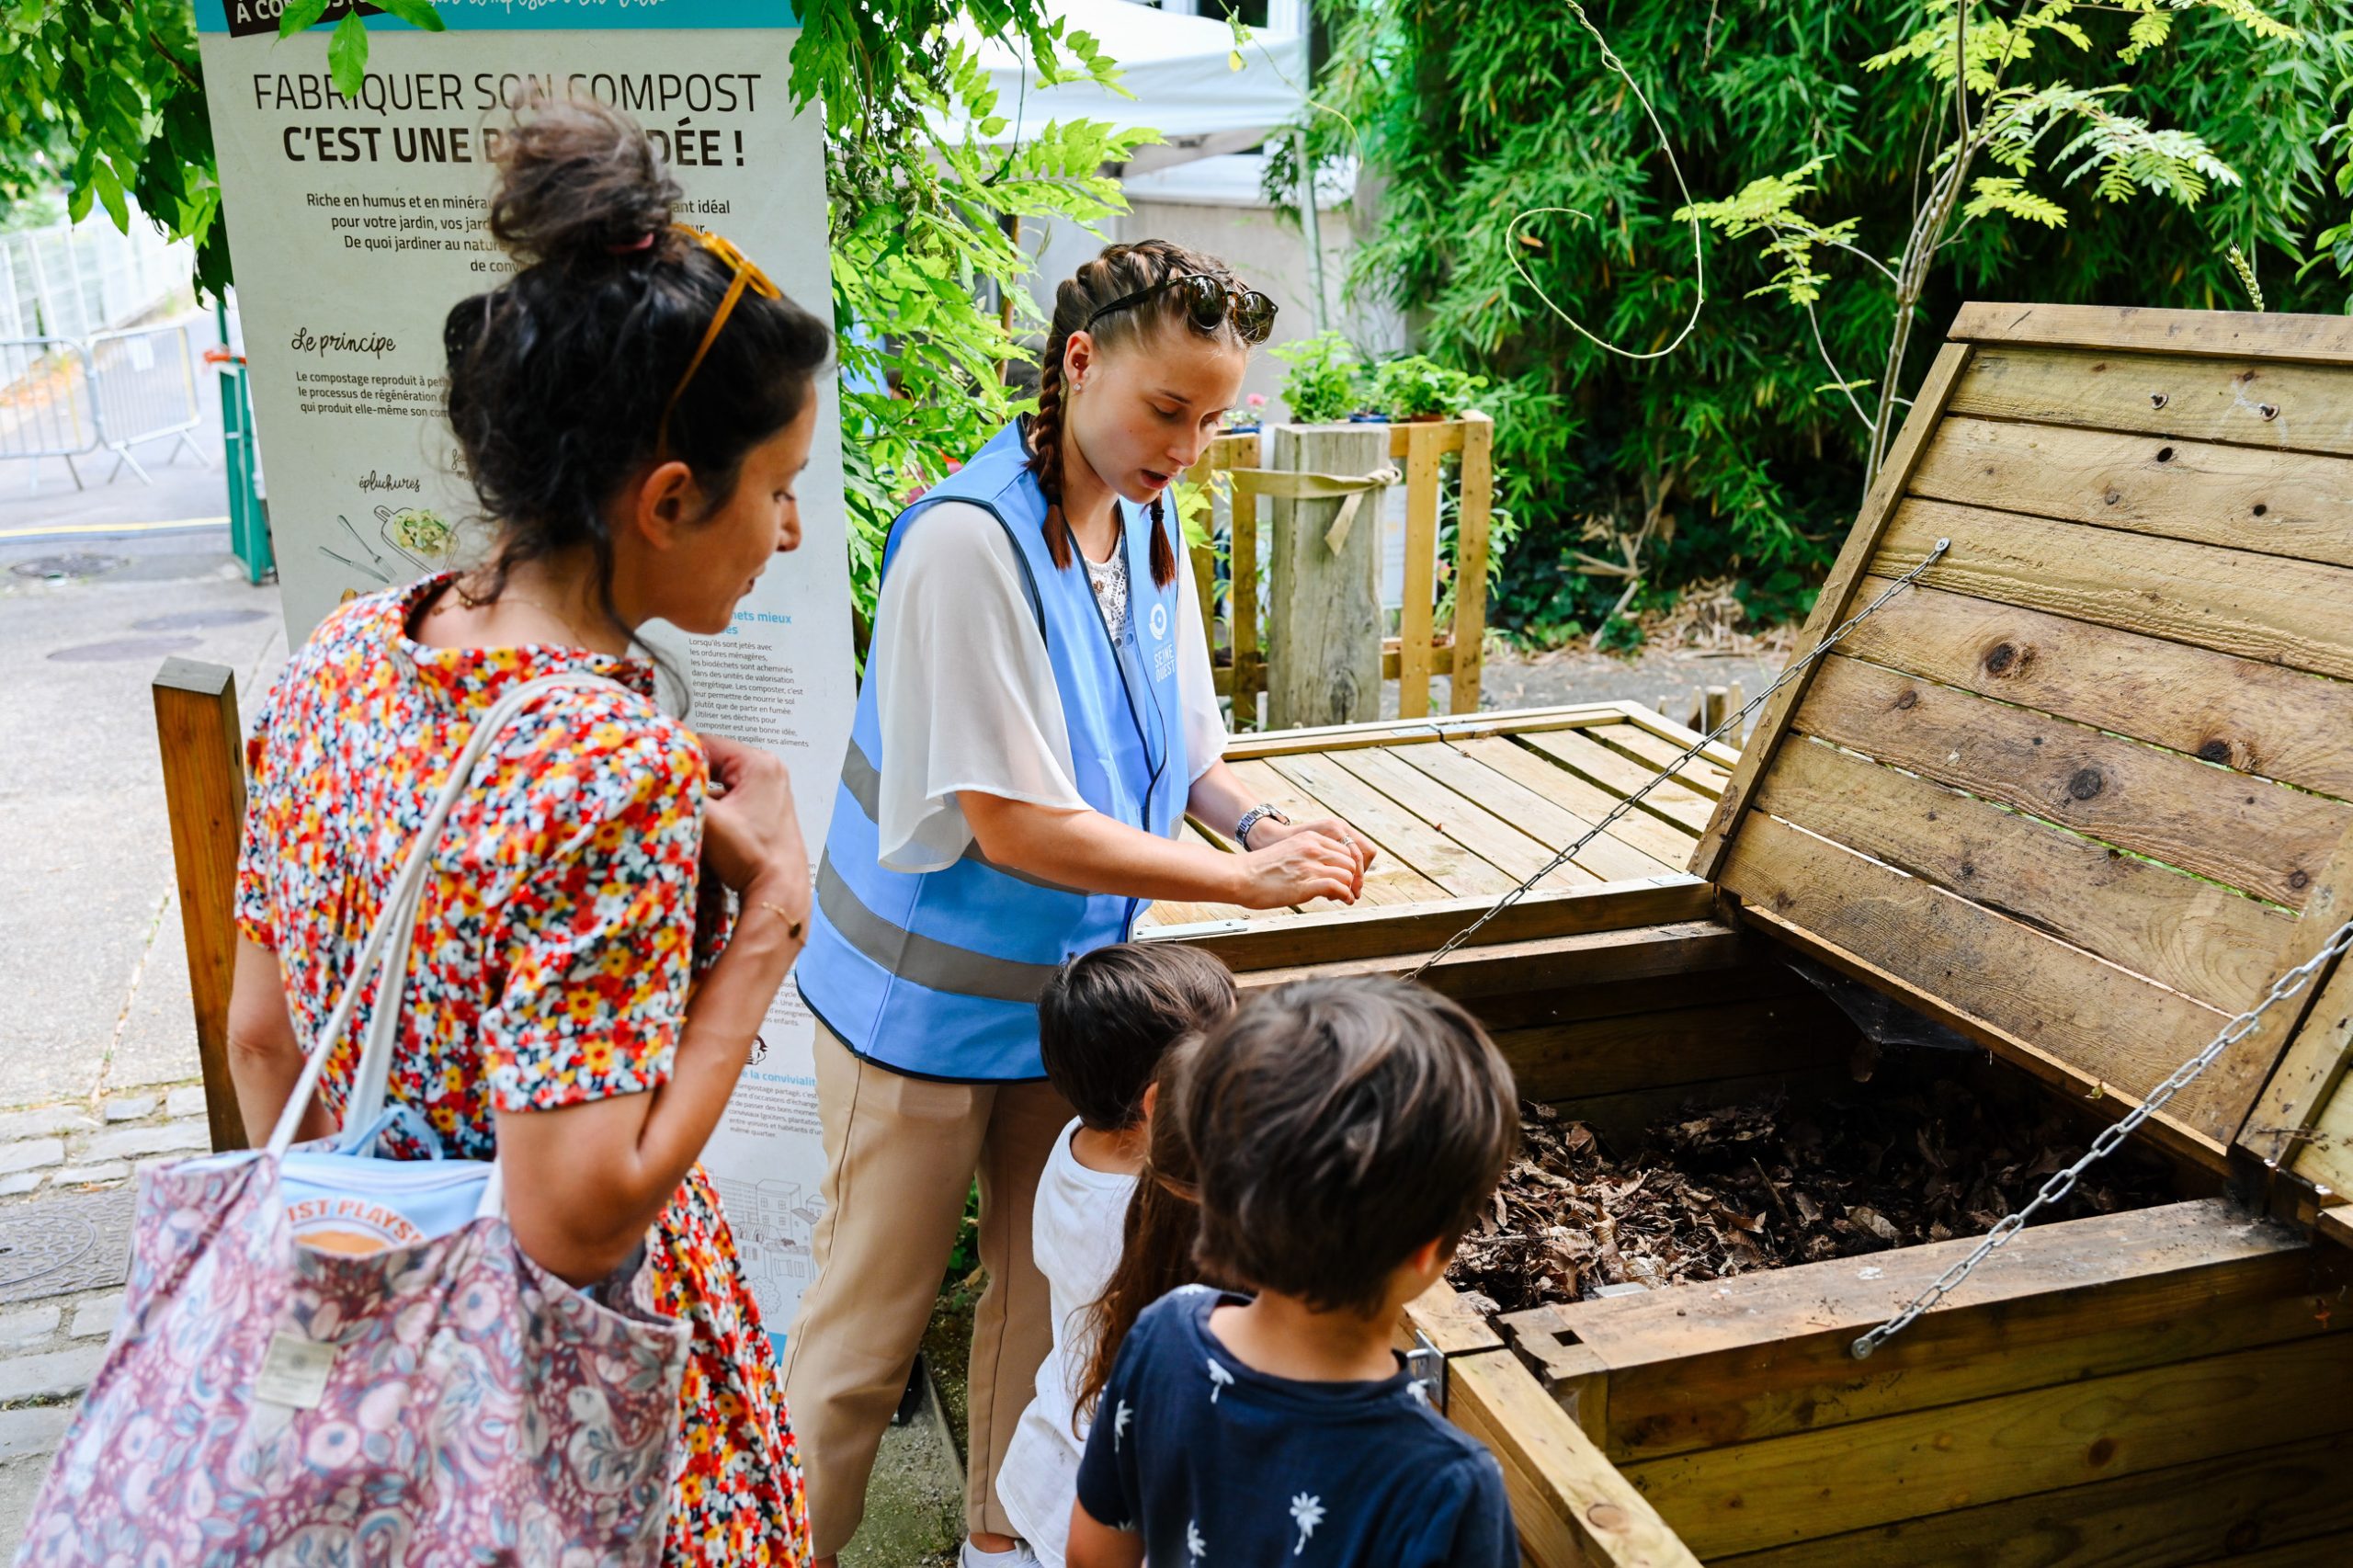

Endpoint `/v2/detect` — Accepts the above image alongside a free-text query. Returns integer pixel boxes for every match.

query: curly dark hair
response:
[442,97,831,634]
[1028,239,1255,589]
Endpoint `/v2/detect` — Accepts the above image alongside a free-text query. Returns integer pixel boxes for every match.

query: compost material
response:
[1451,1064,2177,1318]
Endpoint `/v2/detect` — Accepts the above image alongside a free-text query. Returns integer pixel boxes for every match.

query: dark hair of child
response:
[441,97,832,644]
[1029,238,1253,588]
[1181,976,1519,1319]
[1036,942,1237,1133]
[1074,1034,1231,1426]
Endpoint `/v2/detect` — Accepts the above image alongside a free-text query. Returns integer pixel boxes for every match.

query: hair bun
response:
[486,98,680,270]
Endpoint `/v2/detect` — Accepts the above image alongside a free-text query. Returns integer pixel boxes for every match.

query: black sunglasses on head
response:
[1086,273,1278,345]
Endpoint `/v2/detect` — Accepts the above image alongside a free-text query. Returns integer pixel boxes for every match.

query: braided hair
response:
[1029,240,1253,589]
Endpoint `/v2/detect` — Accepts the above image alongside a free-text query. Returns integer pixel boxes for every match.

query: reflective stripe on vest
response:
[795,419,1191,1081]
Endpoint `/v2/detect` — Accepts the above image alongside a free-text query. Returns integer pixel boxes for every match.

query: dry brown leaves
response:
[1449,1067,2175,1318]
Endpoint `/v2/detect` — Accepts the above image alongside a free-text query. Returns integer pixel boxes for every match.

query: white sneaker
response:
[961,1541,1040,1568]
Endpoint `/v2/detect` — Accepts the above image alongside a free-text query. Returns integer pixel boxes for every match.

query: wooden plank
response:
[1717,1428,2353,1568]
[1911,415,2353,571]
[2182,1533,2353,1568]
[1459,735,1705,869]
[1386,741,1681,882]
[1494,994,1845,1103]
[1398,420,1444,720]
[1399,1275,1506,1358]
[2222,823,2353,1171]
[1267,423,1388,729]
[1452,411,1494,714]
[1620,1333,2353,1559]
[1231,469,1262,725]
[1224,756,1449,908]
[1323,743,1603,892]
[1446,1347,1702,1568]
[1156,890,1721,978]
[1215,700,1643,761]
[153,658,250,1155]
[1465,960,1813,1036]
[1389,419,1470,459]
[1794,653,2347,911]
[1612,704,1744,772]
[1691,340,1977,881]
[1836,582,2353,805]
[1947,344,2353,459]
[1948,301,2353,366]
[1542,1067,1858,1148]
[1723,813,2255,1142]
[1756,734,2296,1011]
[1521,729,1723,835]
[1877,498,2353,686]
[1263,749,1522,897]
[1583,722,1732,799]
[2280,959,2353,1193]
[1505,1199,2322,1463]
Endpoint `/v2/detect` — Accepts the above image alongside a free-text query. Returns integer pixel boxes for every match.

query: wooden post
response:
[1266,423,1386,730]
[153,658,249,1153]
[1449,412,1495,714]
[1700,685,1729,733]
[1396,421,1445,719]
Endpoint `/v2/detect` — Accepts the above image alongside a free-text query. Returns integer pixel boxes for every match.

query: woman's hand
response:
[699,733,811,917]
[1230,818,1370,909]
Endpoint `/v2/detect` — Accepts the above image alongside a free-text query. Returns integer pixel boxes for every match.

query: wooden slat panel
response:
[1324,743,1602,891]
[1756,734,2295,1011]
[1494,994,1843,1103]
[1452,412,1494,713]
[1584,722,1732,798]
[1225,756,1448,908]
[1795,653,2347,910]
[1717,1429,2353,1568]
[1622,1333,2353,1559]
[1398,420,1444,720]
[1384,741,1678,882]
[1521,730,1718,834]
[1836,582,2353,804]
[1262,750,1521,897]
[1506,1199,2318,1464]
[1691,340,1978,880]
[1949,301,2353,366]
[1911,415,2353,570]
[1876,498,2353,684]
[1722,813,2254,1141]
[1948,345,2353,458]
[1447,1347,1702,1568]
[1459,735,1704,868]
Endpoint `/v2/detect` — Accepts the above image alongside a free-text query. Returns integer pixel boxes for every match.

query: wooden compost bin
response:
[1147,303,2353,1566]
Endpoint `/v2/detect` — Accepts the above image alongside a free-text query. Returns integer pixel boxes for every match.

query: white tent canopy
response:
[946,0,1308,173]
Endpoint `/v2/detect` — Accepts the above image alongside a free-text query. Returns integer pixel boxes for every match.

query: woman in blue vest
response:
[786,241,1375,1566]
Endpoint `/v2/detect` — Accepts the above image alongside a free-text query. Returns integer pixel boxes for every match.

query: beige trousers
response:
[780,1021,1074,1555]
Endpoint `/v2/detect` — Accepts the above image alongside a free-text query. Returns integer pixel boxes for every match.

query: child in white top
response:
[993,943,1238,1568]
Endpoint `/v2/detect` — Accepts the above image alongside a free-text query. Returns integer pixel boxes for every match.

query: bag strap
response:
[266,672,631,1156]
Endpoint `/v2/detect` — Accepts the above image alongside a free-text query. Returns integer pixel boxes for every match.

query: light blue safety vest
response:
[796,421,1192,1081]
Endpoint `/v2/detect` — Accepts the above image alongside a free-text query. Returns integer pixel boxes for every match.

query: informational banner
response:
[196,0,853,1336]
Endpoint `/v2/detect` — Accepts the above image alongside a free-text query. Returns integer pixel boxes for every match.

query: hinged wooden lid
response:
[1700,303,2353,1165]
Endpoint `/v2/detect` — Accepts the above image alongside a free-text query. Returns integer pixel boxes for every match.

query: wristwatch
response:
[1234,802,1290,849]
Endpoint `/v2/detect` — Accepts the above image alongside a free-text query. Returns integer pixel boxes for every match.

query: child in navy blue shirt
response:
[1068,977,1522,1566]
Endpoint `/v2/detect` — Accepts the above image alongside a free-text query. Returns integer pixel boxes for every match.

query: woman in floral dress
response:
[225,100,830,1565]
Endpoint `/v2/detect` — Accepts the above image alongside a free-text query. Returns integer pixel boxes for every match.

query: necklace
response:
[444,576,598,650]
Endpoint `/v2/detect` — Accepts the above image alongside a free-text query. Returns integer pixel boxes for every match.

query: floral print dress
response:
[234,577,810,1566]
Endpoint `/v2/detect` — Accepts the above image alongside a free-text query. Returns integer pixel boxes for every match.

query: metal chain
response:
[1851,914,2353,1359]
[1401,538,1951,983]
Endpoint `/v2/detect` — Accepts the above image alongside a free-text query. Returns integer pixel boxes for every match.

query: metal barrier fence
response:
[0,322,209,492]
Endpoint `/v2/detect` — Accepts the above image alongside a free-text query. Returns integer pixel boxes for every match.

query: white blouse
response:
[868,500,1228,873]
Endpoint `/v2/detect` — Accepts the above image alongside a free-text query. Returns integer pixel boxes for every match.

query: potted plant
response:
[1222,392,1269,433]
[1271,332,1364,425]
[1370,354,1487,422]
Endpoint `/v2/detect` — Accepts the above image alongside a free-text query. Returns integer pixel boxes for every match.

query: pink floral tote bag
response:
[17,674,691,1566]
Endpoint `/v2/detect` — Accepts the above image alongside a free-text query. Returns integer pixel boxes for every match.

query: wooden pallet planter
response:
[1147,304,2353,1565]
[1183,412,1494,728]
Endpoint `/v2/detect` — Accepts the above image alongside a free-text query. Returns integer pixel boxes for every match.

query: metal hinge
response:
[1404,1328,1448,1414]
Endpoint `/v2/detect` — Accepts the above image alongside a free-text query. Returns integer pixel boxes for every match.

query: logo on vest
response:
[1149,602,1168,642]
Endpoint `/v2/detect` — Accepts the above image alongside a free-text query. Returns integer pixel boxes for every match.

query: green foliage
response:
[0,2,221,288]
[1271,329,1365,423]
[1309,1,2349,642]
[1369,353,1487,419]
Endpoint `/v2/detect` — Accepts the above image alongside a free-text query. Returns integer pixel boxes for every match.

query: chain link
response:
[1851,915,2353,1359]
[1402,538,1951,983]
